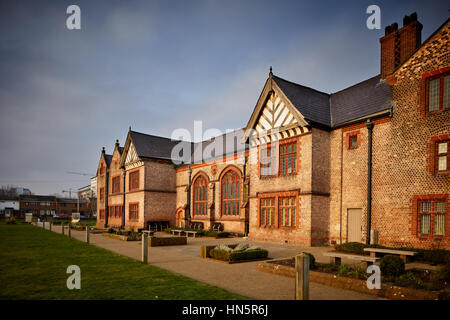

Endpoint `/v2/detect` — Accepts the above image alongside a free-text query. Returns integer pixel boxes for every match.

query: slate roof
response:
[190,129,248,163]
[330,75,391,126]
[130,130,192,161]
[104,154,113,167]
[273,76,331,127]
[272,74,391,128]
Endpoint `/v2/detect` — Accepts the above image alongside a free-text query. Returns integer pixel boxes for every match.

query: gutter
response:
[122,170,126,229]
[365,119,374,245]
[332,108,392,130]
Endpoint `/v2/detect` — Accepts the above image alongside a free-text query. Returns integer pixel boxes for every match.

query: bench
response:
[324,252,380,270]
[171,229,185,237]
[189,222,204,230]
[185,231,198,238]
[142,230,155,237]
[212,222,223,232]
[148,221,169,232]
[364,248,417,263]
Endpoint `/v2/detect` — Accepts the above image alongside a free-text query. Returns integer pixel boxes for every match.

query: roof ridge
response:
[273,75,330,96]
[130,130,177,141]
[330,74,381,95]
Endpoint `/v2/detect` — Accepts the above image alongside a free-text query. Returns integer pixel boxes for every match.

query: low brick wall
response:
[149,236,187,247]
[257,260,440,300]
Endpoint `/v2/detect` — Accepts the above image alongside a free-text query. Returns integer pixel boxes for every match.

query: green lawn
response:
[0,222,248,300]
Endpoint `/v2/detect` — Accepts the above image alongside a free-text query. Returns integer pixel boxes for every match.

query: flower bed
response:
[257,257,449,300]
[201,243,269,264]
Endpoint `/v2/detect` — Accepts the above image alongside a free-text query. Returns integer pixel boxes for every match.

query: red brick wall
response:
[371,21,450,248]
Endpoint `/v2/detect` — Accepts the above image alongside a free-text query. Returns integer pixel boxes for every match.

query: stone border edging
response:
[205,257,273,264]
[256,260,439,300]
[102,233,140,241]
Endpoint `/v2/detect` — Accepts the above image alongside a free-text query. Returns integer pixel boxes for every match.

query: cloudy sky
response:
[0,0,447,195]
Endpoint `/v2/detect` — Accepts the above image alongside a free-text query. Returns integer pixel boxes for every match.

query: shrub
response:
[338,264,352,275]
[380,255,405,277]
[217,232,230,238]
[203,231,218,237]
[229,249,268,262]
[350,267,366,280]
[422,249,450,265]
[434,264,450,282]
[209,248,268,262]
[334,242,367,255]
[209,248,231,261]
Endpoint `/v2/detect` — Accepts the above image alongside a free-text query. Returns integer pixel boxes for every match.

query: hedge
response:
[209,248,268,262]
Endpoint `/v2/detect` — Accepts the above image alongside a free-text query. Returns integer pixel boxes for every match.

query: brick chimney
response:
[380,12,422,79]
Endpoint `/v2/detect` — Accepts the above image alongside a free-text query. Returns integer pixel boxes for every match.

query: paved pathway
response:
[45,224,383,300]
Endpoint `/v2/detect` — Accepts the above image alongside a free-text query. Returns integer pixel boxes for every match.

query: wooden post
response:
[142,232,148,264]
[68,224,71,238]
[61,223,65,235]
[86,226,90,243]
[49,222,52,231]
[295,253,310,300]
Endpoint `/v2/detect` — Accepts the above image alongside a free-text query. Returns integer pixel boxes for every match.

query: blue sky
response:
[0,0,447,195]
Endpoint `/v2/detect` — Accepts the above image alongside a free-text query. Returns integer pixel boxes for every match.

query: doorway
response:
[347,208,362,242]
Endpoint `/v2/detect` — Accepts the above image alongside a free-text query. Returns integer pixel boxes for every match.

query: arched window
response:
[221,169,240,216]
[193,175,208,216]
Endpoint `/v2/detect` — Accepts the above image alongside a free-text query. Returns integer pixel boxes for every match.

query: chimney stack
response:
[379,12,422,79]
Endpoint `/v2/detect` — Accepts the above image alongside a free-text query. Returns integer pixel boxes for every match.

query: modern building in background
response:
[19,195,88,218]
[0,195,20,217]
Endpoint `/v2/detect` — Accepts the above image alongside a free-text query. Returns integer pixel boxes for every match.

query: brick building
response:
[19,195,88,217]
[96,14,449,249]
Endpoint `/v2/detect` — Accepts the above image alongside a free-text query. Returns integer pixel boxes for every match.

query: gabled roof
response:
[127,130,187,161]
[272,75,331,127]
[245,72,392,135]
[104,154,113,167]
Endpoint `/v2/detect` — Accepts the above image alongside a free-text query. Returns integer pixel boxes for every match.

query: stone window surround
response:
[410,194,449,240]
[257,190,299,230]
[257,136,300,179]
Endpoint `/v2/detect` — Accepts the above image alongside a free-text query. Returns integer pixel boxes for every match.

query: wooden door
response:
[347,208,362,242]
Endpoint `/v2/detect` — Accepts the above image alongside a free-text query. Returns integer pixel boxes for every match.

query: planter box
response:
[102,233,141,241]
[200,244,238,258]
[149,236,187,247]
[256,260,440,300]
[200,244,270,264]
